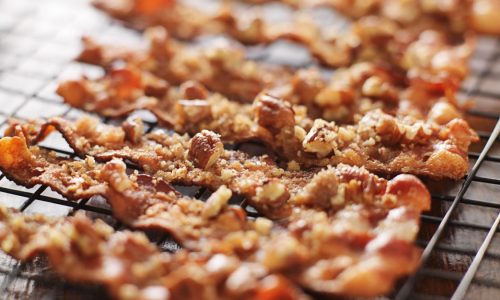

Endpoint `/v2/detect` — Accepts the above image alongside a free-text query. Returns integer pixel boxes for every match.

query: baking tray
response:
[0,0,499,299]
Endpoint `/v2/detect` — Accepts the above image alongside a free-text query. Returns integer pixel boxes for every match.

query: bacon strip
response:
[3,119,311,218]
[308,0,500,35]
[16,96,477,179]
[78,29,290,103]
[0,130,430,297]
[56,67,266,142]
[0,133,252,248]
[56,59,470,132]
[80,4,475,90]
[91,0,363,68]
[0,204,308,300]
[254,94,479,179]
[238,0,500,35]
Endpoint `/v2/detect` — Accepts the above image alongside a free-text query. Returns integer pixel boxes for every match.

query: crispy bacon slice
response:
[2,121,311,218]
[84,3,475,88]
[71,28,474,137]
[320,0,500,35]
[0,133,252,248]
[254,94,479,179]
[0,130,431,297]
[56,60,469,134]
[0,204,309,300]
[0,184,426,298]
[56,67,265,142]
[241,0,500,35]
[78,29,290,103]
[91,0,361,67]
[22,96,477,179]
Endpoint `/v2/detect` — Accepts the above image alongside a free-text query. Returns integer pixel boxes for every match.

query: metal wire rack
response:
[0,0,499,299]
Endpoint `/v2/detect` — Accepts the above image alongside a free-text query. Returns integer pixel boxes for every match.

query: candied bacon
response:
[2,120,310,219]
[66,29,474,132]
[240,0,500,35]
[0,0,487,298]
[8,109,477,183]
[56,61,470,144]
[0,204,309,300]
[84,2,476,87]
[254,95,478,179]
[0,128,431,297]
[0,134,254,249]
[77,25,473,99]
[78,29,289,103]
[56,67,262,142]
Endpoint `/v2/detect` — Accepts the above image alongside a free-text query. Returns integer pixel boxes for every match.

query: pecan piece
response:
[122,118,144,144]
[254,179,290,208]
[302,119,338,158]
[188,130,224,169]
[202,185,232,218]
[180,80,209,100]
[177,99,212,124]
[254,94,295,132]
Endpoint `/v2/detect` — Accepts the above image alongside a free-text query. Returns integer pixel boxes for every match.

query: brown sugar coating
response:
[0,204,309,300]
[0,126,430,298]
[40,91,478,179]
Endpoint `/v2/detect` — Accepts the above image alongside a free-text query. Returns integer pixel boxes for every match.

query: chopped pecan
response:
[122,118,144,144]
[188,130,224,169]
[254,94,295,132]
[179,80,209,100]
[202,185,233,219]
[302,119,338,158]
[255,180,290,208]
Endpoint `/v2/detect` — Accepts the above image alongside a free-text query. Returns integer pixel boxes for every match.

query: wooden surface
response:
[0,0,499,299]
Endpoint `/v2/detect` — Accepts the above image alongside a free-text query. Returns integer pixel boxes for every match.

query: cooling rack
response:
[0,0,499,299]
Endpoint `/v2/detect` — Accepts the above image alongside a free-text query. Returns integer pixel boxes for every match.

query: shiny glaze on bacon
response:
[0,204,308,300]
[86,1,475,90]
[11,99,477,179]
[0,128,430,297]
[76,25,473,103]
[57,57,469,128]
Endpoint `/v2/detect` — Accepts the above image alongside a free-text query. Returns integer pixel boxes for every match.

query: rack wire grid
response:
[0,0,499,299]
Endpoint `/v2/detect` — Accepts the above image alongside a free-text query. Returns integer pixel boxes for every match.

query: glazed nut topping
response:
[314,88,343,107]
[428,102,460,125]
[179,80,209,100]
[375,117,404,144]
[254,217,273,235]
[188,130,224,169]
[303,120,338,157]
[202,185,232,218]
[255,180,289,207]
[254,94,295,130]
[122,118,144,144]
[361,76,396,100]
